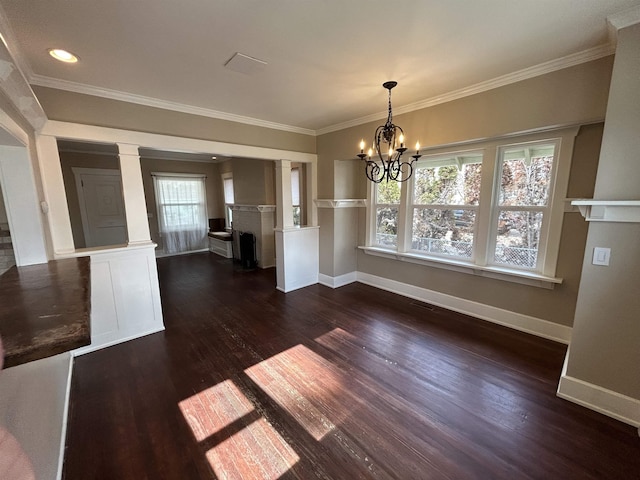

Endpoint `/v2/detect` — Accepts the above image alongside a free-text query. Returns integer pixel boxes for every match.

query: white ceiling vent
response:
[224,52,267,75]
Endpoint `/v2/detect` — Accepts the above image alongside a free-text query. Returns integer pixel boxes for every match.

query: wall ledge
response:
[231,204,276,213]
[314,199,366,208]
[571,199,640,223]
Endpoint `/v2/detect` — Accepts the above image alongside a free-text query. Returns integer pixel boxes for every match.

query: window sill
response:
[358,246,562,289]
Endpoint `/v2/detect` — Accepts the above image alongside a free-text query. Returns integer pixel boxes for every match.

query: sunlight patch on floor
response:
[206,417,299,480]
[179,379,255,441]
[245,343,344,441]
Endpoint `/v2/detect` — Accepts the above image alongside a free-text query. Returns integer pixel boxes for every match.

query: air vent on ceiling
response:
[224,52,267,75]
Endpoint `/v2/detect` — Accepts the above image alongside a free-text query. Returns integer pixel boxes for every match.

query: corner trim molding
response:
[607,5,640,31]
[355,271,572,344]
[557,374,640,428]
[318,271,357,288]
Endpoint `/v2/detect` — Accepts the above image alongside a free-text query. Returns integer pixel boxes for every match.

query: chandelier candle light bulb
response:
[356,81,422,183]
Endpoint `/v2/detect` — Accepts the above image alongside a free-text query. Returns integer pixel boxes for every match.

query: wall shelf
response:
[571,199,640,223]
[231,204,276,213]
[314,199,366,208]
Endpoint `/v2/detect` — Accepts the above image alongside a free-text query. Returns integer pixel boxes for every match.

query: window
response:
[291,167,301,226]
[491,142,557,270]
[222,173,234,229]
[373,180,401,248]
[365,128,576,284]
[153,173,208,254]
[411,153,482,259]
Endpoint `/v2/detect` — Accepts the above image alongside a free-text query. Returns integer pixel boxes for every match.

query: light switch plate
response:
[592,247,611,266]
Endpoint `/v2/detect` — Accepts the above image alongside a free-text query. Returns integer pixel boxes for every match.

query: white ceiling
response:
[0,0,638,135]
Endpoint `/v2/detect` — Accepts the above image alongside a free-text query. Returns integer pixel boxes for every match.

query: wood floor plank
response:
[62,253,640,479]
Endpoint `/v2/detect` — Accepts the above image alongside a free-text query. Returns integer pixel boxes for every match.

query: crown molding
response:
[0,3,46,131]
[0,3,34,80]
[29,74,316,137]
[316,44,615,136]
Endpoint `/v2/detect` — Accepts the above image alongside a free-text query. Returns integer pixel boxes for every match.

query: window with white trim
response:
[373,180,401,248]
[291,167,301,226]
[222,173,234,229]
[490,142,558,270]
[365,128,576,283]
[410,152,482,260]
[153,173,208,254]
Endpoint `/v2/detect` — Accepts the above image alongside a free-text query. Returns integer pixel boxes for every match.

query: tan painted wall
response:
[231,158,275,205]
[59,152,120,248]
[317,57,613,199]
[317,57,613,327]
[34,86,316,154]
[139,158,222,251]
[566,23,640,400]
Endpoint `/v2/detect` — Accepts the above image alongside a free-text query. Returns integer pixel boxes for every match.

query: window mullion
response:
[397,177,411,253]
[475,146,496,266]
[365,179,375,246]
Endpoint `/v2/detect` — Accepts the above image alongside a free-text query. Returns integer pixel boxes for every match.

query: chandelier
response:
[357,81,422,183]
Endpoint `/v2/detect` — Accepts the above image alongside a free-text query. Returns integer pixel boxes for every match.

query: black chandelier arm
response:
[394,160,415,183]
[374,125,404,163]
[364,160,385,183]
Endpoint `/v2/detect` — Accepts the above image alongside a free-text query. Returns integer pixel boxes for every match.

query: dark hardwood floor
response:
[63,252,640,479]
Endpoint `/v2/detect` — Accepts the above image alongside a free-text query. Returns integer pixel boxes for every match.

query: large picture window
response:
[364,129,576,285]
[153,173,208,254]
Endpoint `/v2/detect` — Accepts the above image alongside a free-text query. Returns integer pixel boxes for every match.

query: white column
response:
[0,146,48,265]
[275,160,293,229]
[306,159,318,227]
[275,159,319,292]
[35,135,75,255]
[117,143,151,245]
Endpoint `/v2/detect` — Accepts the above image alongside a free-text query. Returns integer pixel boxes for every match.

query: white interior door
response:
[75,168,127,247]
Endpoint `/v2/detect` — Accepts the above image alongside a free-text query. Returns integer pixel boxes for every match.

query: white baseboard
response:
[72,326,165,357]
[557,374,640,428]
[356,271,572,344]
[318,271,357,288]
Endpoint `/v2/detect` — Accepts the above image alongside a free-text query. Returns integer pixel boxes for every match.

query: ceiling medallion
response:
[357,81,422,183]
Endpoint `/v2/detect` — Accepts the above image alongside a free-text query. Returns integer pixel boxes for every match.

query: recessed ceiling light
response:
[48,49,79,63]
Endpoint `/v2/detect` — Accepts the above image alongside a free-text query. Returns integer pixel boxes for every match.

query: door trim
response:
[72,167,122,247]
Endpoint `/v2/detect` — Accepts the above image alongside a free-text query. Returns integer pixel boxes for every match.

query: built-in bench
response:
[208,231,233,258]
